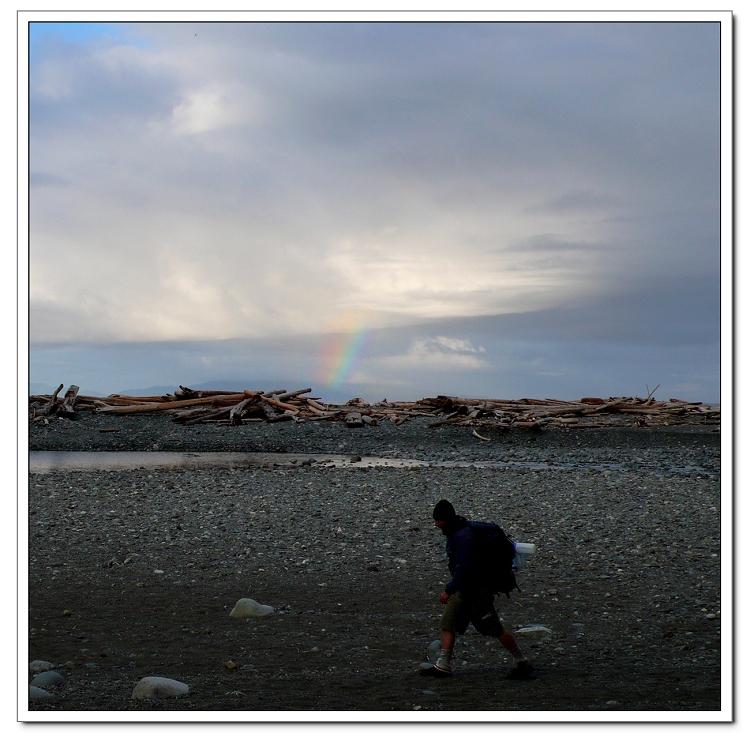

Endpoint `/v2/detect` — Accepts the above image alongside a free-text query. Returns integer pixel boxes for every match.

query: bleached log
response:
[58,385,80,418]
[230,396,258,425]
[99,392,249,414]
[38,384,64,417]
[511,420,545,429]
[260,396,300,413]
[345,412,364,427]
[277,388,312,402]
[171,406,214,422]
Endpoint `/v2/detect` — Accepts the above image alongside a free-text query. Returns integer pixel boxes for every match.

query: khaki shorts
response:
[439,591,505,636]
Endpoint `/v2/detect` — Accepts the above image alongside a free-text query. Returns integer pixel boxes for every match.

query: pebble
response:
[427,639,441,663]
[29,660,55,674]
[132,676,190,700]
[29,685,54,699]
[229,598,274,618]
[31,670,66,689]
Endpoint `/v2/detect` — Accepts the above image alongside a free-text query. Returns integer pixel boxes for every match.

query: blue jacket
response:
[443,516,484,595]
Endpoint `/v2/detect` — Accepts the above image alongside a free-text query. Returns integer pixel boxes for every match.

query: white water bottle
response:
[512,542,536,571]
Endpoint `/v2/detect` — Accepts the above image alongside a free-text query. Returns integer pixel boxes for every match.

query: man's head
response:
[432,499,456,532]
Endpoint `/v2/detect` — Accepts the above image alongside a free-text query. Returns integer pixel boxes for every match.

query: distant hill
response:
[29,382,108,398]
[30,379,430,405]
[120,379,418,404]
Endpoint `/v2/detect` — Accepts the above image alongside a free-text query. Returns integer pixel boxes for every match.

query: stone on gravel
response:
[29,660,55,674]
[515,624,553,639]
[29,685,54,699]
[31,670,66,689]
[229,598,275,618]
[427,639,441,663]
[345,413,364,427]
[132,676,190,700]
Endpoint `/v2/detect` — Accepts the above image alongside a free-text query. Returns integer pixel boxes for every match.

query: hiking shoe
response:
[507,661,534,679]
[419,664,453,678]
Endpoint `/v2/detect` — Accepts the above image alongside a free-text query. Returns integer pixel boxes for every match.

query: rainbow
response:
[319,310,373,388]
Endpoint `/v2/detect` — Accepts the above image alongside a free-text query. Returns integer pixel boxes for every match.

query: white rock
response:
[515,624,553,638]
[29,685,53,699]
[229,598,274,618]
[345,413,364,428]
[29,660,55,674]
[132,676,190,700]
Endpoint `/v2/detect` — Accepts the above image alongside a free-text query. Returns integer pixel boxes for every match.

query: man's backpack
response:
[467,520,519,597]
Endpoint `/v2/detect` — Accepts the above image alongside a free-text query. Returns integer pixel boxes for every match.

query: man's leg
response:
[470,595,534,679]
[420,594,465,677]
[498,630,526,661]
[435,630,455,672]
[498,630,534,678]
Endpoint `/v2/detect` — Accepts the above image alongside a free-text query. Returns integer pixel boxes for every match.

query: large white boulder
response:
[132,676,190,700]
[229,598,274,618]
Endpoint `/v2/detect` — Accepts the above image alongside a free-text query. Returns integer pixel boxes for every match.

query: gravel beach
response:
[27,413,722,714]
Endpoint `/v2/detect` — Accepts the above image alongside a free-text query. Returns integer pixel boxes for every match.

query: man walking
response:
[420,499,534,679]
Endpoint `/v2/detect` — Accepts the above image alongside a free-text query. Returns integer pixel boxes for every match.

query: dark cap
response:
[432,499,456,521]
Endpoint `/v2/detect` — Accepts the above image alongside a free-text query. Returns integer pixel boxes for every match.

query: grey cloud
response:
[500,234,603,253]
[30,172,70,188]
[409,274,720,348]
[31,40,179,134]
[526,190,621,213]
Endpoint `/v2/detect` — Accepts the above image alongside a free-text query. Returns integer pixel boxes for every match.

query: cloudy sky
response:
[27,15,725,402]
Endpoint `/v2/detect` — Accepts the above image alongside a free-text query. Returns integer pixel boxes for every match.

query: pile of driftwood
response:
[29,384,720,429]
[417,395,720,431]
[29,385,437,427]
[29,384,85,422]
